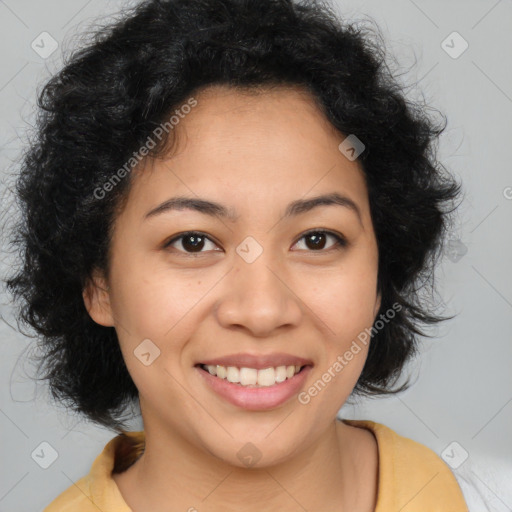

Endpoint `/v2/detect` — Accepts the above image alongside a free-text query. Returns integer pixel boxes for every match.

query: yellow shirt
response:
[43,419,468,511]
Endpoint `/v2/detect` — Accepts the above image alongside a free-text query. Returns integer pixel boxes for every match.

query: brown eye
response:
[293,230,347,252]
[304,232,328,250]
[165,232,219,254]
[164,229,347,256]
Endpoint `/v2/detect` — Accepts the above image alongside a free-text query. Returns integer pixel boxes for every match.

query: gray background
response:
[0,0,511,511]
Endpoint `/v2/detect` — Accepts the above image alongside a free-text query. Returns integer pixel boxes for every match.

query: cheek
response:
[107,259,198,396]
[299,265,378,340]
[297,271,375,412]
[109,253,208,341]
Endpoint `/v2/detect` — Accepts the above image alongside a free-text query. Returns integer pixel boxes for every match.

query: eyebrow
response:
[144,192,363,226]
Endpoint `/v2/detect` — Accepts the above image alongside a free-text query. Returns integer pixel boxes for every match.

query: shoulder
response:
[43,474,95,512]
[43,431,143,511]
[342,419,469,512]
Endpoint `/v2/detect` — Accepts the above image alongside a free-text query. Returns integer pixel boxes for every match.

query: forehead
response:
[125,84,370,221]
[180,83,341,148]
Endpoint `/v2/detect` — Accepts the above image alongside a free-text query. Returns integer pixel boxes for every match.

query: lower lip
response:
[196,365,312,410]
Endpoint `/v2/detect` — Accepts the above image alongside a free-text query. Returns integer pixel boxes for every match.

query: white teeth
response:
[202,364,303,387]
[257,367,275,387]
[226,366,240,383]
[275,366,287,383]
[239,367,258,385]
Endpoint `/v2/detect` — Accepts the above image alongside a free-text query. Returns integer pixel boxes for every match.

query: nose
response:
[215,256,303,338]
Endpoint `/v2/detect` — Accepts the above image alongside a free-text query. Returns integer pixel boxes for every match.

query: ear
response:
[82,269,115,327]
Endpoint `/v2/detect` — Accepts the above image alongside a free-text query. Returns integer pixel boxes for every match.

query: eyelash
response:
[163,229,348,255]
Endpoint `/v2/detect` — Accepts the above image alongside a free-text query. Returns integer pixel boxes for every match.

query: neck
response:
[115,417,365,512]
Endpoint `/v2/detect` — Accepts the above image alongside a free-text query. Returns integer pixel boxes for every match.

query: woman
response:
[5,0,468,510]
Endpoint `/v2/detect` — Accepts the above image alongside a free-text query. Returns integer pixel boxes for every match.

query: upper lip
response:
[198,352,313,369]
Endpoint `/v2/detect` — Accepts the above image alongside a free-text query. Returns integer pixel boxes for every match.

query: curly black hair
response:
[4,0,462,431]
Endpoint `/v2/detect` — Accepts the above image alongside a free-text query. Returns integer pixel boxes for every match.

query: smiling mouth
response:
[197,363,308,388]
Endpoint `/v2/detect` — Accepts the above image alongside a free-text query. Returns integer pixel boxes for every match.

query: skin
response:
[83,84,381,512]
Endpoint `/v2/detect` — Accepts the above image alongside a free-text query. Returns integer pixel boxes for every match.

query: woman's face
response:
[85,85,381,466]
